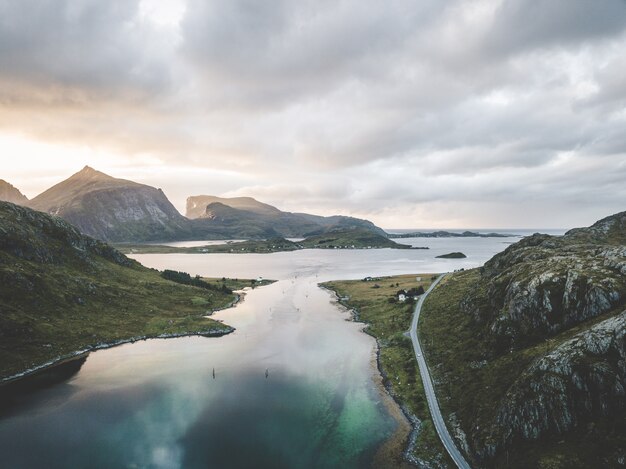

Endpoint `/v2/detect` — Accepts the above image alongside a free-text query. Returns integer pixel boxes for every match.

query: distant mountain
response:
[187,195,387,238]
[26,166,193,243]
[420,210,626,467]
[187,195,280,218]
[0,201,235,379]
[23,167,386,242]
[0,180,28,205]
[389,230,516,238]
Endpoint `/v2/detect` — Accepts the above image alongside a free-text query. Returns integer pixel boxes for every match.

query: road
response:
[410,274,472,469]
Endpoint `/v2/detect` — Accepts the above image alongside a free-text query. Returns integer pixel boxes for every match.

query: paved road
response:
[410,274,472,469]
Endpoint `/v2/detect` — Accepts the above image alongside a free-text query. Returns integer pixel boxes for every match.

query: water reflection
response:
[0,238,512,468]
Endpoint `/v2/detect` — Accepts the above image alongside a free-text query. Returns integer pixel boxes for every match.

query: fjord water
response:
[0,236,515,468]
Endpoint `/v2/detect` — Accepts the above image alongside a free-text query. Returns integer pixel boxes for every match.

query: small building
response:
[256,276,264,282]
[398,293,407,303]
[416,276,422,282]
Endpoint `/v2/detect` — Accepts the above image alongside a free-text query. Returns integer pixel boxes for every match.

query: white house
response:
[398,293,407,302]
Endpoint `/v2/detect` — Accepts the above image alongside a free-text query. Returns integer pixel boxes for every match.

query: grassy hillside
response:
[322,275,452,468]
[0,202,246,380]
[418,211,626,468]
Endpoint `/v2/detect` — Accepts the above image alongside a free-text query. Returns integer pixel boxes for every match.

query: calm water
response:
[0,238,512,468]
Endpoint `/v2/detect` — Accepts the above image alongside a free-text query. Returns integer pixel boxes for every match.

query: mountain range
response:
[4,166,385,243]
[186,195,386,239]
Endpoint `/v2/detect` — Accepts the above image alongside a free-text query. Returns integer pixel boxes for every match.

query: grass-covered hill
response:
[419,211,626,468]
[0,201,239,381]
[300,229,412,249]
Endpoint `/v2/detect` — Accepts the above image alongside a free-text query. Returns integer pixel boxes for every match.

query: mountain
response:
[26,166,193,243]
[0,180,28,205]
[187,195,280,218]
[0,201,235,380]
[419,211,626,468]
[187,195,387,238]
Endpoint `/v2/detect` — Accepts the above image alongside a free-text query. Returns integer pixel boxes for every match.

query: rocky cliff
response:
[0,180,28,205]
[421,211,626,468]
[27,166,193,242]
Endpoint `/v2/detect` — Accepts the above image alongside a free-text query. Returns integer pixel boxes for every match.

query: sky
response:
[0,0,625,229]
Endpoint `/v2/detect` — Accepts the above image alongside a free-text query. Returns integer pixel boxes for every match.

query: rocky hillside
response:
[0,201,235,380]
[187,195,280,218]
[187,194,387,238]
[27,166,193,242]
[0,180,28,204]
[420,211,626,468]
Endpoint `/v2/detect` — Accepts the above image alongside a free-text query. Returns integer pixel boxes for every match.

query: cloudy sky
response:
[1,0,625,229]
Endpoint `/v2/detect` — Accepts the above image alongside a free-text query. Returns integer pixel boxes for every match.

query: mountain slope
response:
[0,201,235,380]
[187,195,280,218]
[27,166,192,242]
[419,211,626,468]
[187,194,387,238]
[0,180,28,204]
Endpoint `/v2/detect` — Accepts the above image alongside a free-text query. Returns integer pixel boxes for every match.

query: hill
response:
[0,180,28,205]
[418,210,626,468]
[300,229,411,249]
[26,166,193,243]
[0,201,239,381]
[187,194,387,238]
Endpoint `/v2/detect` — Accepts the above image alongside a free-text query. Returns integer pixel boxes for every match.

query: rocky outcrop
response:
[486,311,625,460]
[0,180,28,205]
[447,211,626,467]
[0,201,132,266]
[465,219,626,349]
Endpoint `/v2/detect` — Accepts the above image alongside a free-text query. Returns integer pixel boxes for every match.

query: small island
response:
[436,252,467,259]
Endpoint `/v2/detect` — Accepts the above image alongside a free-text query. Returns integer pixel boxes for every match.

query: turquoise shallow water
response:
[0,240,510,468]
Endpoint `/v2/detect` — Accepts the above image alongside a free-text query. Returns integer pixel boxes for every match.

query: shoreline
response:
[319,285,420,468]
[1,291,248,386]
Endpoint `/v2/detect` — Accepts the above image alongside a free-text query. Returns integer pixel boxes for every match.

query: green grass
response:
[322,274,453,467]
[0,249,270,381]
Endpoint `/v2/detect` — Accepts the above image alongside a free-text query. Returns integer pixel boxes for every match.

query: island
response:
[435,252,467,259]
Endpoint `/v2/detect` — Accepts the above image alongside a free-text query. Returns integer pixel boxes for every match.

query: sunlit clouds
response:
[1,0,625,228]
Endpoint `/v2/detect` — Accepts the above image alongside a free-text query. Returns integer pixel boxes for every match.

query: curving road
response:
[410,274,472,469]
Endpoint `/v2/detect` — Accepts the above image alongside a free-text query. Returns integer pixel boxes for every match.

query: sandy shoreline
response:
[320,285,418,468]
